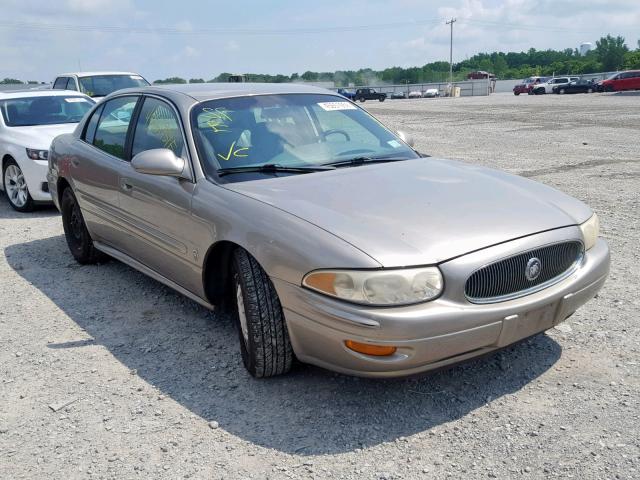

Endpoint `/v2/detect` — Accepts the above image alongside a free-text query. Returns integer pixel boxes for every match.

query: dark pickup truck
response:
[354,88,386,102]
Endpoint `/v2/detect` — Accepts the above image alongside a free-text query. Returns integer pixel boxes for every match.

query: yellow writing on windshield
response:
[201,107,233,134]
[217,141,249,161]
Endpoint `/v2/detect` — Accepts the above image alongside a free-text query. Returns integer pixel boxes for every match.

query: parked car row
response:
[1,79,609,380]
[338,88,441,100]
[514,70,640,96]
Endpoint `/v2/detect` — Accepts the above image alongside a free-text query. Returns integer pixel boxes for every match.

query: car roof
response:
[0,90,92,100]
[56,71,143,78]
[111,82,339,102]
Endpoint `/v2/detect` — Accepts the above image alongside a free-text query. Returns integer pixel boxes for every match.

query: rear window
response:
[78,74,149,97]
[0,95,95,127]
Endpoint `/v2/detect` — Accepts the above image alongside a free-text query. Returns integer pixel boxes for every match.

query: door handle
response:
[120,179,133,191]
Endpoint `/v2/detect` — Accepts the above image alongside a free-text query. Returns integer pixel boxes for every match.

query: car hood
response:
[6,124,78,150]
[225,158,592,267]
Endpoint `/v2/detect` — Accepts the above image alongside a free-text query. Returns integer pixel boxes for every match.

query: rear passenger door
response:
[72,95,140,245]
[115,95,202,294]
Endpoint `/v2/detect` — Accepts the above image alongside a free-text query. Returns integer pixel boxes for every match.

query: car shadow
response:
[0,193,60,219]
[5,235,562,455]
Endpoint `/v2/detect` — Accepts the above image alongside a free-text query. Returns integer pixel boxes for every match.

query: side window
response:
[93,96,138,160]
[131,97,185,158]
[53,77,68,89]
[65,78,77,91]
[83,104,104,143]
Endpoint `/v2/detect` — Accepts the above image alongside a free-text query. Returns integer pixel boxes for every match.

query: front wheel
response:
[2,159,34,212]
[61,187,107,264]
[514,92,520,96]
[587,88,593,93]
[231,248,293,378]
[379,97,385,102]
[559,88,566,94]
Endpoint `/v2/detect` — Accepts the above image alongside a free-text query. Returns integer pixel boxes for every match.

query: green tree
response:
[1,78,23,84]
[153,77,187,84]
[189,78,205,83]
[595,35,629,71]
[623,50,640,69]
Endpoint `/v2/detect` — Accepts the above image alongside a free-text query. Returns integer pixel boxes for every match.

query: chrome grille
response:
[464,241,583,303]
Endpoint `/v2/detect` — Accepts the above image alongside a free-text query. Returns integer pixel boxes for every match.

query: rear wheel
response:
[60,187,107,264]
[559,88,566,94]
[359,97,366,102]
[2,159,34,212]
[587,88,593,93]
[231,248,293,378]
[514,92,520,96]
[379,97,385,102]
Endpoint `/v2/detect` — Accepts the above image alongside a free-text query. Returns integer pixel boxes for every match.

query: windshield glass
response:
[78,74,149,97]
[191,93,418,178]
[0,95,94,127]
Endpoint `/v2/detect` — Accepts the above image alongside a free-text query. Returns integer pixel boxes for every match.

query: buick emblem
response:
[525,257,542,281]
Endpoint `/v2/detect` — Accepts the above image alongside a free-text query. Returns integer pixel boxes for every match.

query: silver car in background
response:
[47,83,610,378]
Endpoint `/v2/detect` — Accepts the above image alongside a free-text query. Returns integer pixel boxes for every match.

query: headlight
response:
[579,213,600,251]
[302,267,443,306]
[26,148,48,160]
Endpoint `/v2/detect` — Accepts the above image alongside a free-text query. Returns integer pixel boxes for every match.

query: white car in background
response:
[0,90,94,211]
[532,76,580,95]
[52,71,149,99]
[423,88,440,98]
[408,90,423,98]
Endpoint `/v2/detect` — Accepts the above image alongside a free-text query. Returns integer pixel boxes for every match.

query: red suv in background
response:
[513,76,549,95]
[597,70,640,92]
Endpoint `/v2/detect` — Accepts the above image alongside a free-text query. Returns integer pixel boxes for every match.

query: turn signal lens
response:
[345,340,397,356]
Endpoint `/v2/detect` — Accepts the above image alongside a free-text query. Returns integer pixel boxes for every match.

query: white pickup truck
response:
[532,76,580,95]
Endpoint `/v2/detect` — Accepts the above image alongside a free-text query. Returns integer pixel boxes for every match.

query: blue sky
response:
[1,0,639,82]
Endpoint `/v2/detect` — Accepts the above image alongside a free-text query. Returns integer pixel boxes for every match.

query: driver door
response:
[115,96,203,294]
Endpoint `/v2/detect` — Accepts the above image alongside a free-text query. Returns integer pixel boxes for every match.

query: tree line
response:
[2,35,638,87]
[152,35,640,86]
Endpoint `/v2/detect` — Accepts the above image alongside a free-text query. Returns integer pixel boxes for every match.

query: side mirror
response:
[131,148,185,177]
[396,130,415,148]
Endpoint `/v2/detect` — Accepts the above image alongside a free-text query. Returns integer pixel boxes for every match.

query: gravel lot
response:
[1,92,639,479]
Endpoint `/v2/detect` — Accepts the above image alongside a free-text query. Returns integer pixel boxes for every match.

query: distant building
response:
[579,42,593,56]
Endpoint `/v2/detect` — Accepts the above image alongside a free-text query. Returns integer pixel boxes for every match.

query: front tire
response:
[2,159,34,212]
[60,187,106,264]
[231,248,293,378]
[559,88,566,94]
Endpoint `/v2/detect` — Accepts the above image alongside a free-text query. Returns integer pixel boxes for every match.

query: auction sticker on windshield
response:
[317,102,357,111]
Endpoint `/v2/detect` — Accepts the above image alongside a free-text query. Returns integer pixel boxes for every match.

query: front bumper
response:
[274,231,610,378]
[15,156,51,203]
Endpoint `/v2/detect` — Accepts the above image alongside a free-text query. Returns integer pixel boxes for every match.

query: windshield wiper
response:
[323,156,412,168]
[217,163,335,177]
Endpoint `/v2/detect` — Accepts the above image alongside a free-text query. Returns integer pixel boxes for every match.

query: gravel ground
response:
[1,92,639,480]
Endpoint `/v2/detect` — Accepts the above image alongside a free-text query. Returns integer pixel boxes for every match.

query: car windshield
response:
[0,95,94,127]
[191,93,419,178]
[78,74,149,97]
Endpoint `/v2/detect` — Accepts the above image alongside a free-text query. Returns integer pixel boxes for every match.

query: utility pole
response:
[446,18,456,89]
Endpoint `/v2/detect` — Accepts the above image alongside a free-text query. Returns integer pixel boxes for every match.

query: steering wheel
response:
[321,129,350,142]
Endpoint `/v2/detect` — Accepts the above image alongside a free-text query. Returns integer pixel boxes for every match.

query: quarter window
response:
[53,77,69,89]
[92,96,138,160]
[83,104,104,143]
[131,97,185,158]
